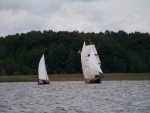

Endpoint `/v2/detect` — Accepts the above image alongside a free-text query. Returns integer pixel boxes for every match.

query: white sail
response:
[91,45,101,66]
[88,47,103,74]
[81,42,103,79]
[81,42,91,79]
[38,54,49,80]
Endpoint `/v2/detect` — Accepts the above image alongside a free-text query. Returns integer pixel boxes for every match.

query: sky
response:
[0,0,150,37]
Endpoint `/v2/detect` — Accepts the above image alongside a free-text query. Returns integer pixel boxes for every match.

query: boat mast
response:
[89,38,91,45]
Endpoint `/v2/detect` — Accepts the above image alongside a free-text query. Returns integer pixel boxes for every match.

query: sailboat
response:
[38,54,50,85]
[81,41,103,83]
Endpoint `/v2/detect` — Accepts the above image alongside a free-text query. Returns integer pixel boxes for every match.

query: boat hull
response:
[38,80,50,85]
[84,75,103,84]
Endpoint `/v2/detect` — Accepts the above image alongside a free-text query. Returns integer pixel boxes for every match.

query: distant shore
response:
[0,73,150,82]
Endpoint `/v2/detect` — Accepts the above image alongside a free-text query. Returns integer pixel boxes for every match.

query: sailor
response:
[43,80,46,83]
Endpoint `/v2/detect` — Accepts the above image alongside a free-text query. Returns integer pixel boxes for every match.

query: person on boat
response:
[38,79,43,83]
[38,79,42,84]
[43,80,46,83]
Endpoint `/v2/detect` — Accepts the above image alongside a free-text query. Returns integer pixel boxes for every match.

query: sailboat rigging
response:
[81,41,103,83]
[38,54,50,85]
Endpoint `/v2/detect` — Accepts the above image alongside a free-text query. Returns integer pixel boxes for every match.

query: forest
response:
[0,30,150,75]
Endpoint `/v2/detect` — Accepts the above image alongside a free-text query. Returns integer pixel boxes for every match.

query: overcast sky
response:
[0,0,150,37]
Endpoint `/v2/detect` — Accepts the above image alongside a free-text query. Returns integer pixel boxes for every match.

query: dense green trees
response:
[0,30,150,75]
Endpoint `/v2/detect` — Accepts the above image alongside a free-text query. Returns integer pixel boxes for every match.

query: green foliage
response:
[0,30,150,75]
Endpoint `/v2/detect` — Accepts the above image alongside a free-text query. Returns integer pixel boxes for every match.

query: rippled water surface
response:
[0,81,150,113]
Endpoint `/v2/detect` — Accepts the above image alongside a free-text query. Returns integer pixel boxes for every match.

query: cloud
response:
[105,0,150,32]
[0,0,150,37]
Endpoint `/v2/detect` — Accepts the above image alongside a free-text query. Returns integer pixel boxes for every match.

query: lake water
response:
[0,81,150,113]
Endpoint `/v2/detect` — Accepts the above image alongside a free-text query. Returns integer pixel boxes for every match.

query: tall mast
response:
[89,38,91,45]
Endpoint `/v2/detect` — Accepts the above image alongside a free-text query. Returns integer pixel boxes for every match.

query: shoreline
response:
[0,73,150,82]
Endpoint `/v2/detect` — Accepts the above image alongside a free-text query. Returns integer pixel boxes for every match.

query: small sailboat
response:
[81,41,103,83]
[38,54,50,85]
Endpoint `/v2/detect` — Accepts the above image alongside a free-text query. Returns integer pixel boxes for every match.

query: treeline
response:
[0,30,150,75]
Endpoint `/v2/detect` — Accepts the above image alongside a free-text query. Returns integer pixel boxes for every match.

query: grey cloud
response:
[0,0,63,15]
[0,0,150,37]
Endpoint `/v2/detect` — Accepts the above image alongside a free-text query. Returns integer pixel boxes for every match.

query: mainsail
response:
[81,41,103,79]
[81,42,91,78]
[38,54,49,80]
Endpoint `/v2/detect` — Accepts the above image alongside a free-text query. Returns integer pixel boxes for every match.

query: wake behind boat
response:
[81,41,103,83]
[38,54,50,85]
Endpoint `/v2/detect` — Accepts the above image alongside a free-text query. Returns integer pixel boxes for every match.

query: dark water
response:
[0,81,150,113]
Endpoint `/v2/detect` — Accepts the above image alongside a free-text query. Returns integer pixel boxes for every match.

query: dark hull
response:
[38,80,50,85]
[85,77,101,84]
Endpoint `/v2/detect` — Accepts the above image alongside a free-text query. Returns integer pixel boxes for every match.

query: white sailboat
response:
[38,54,50,84]
[81,41,103,83]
